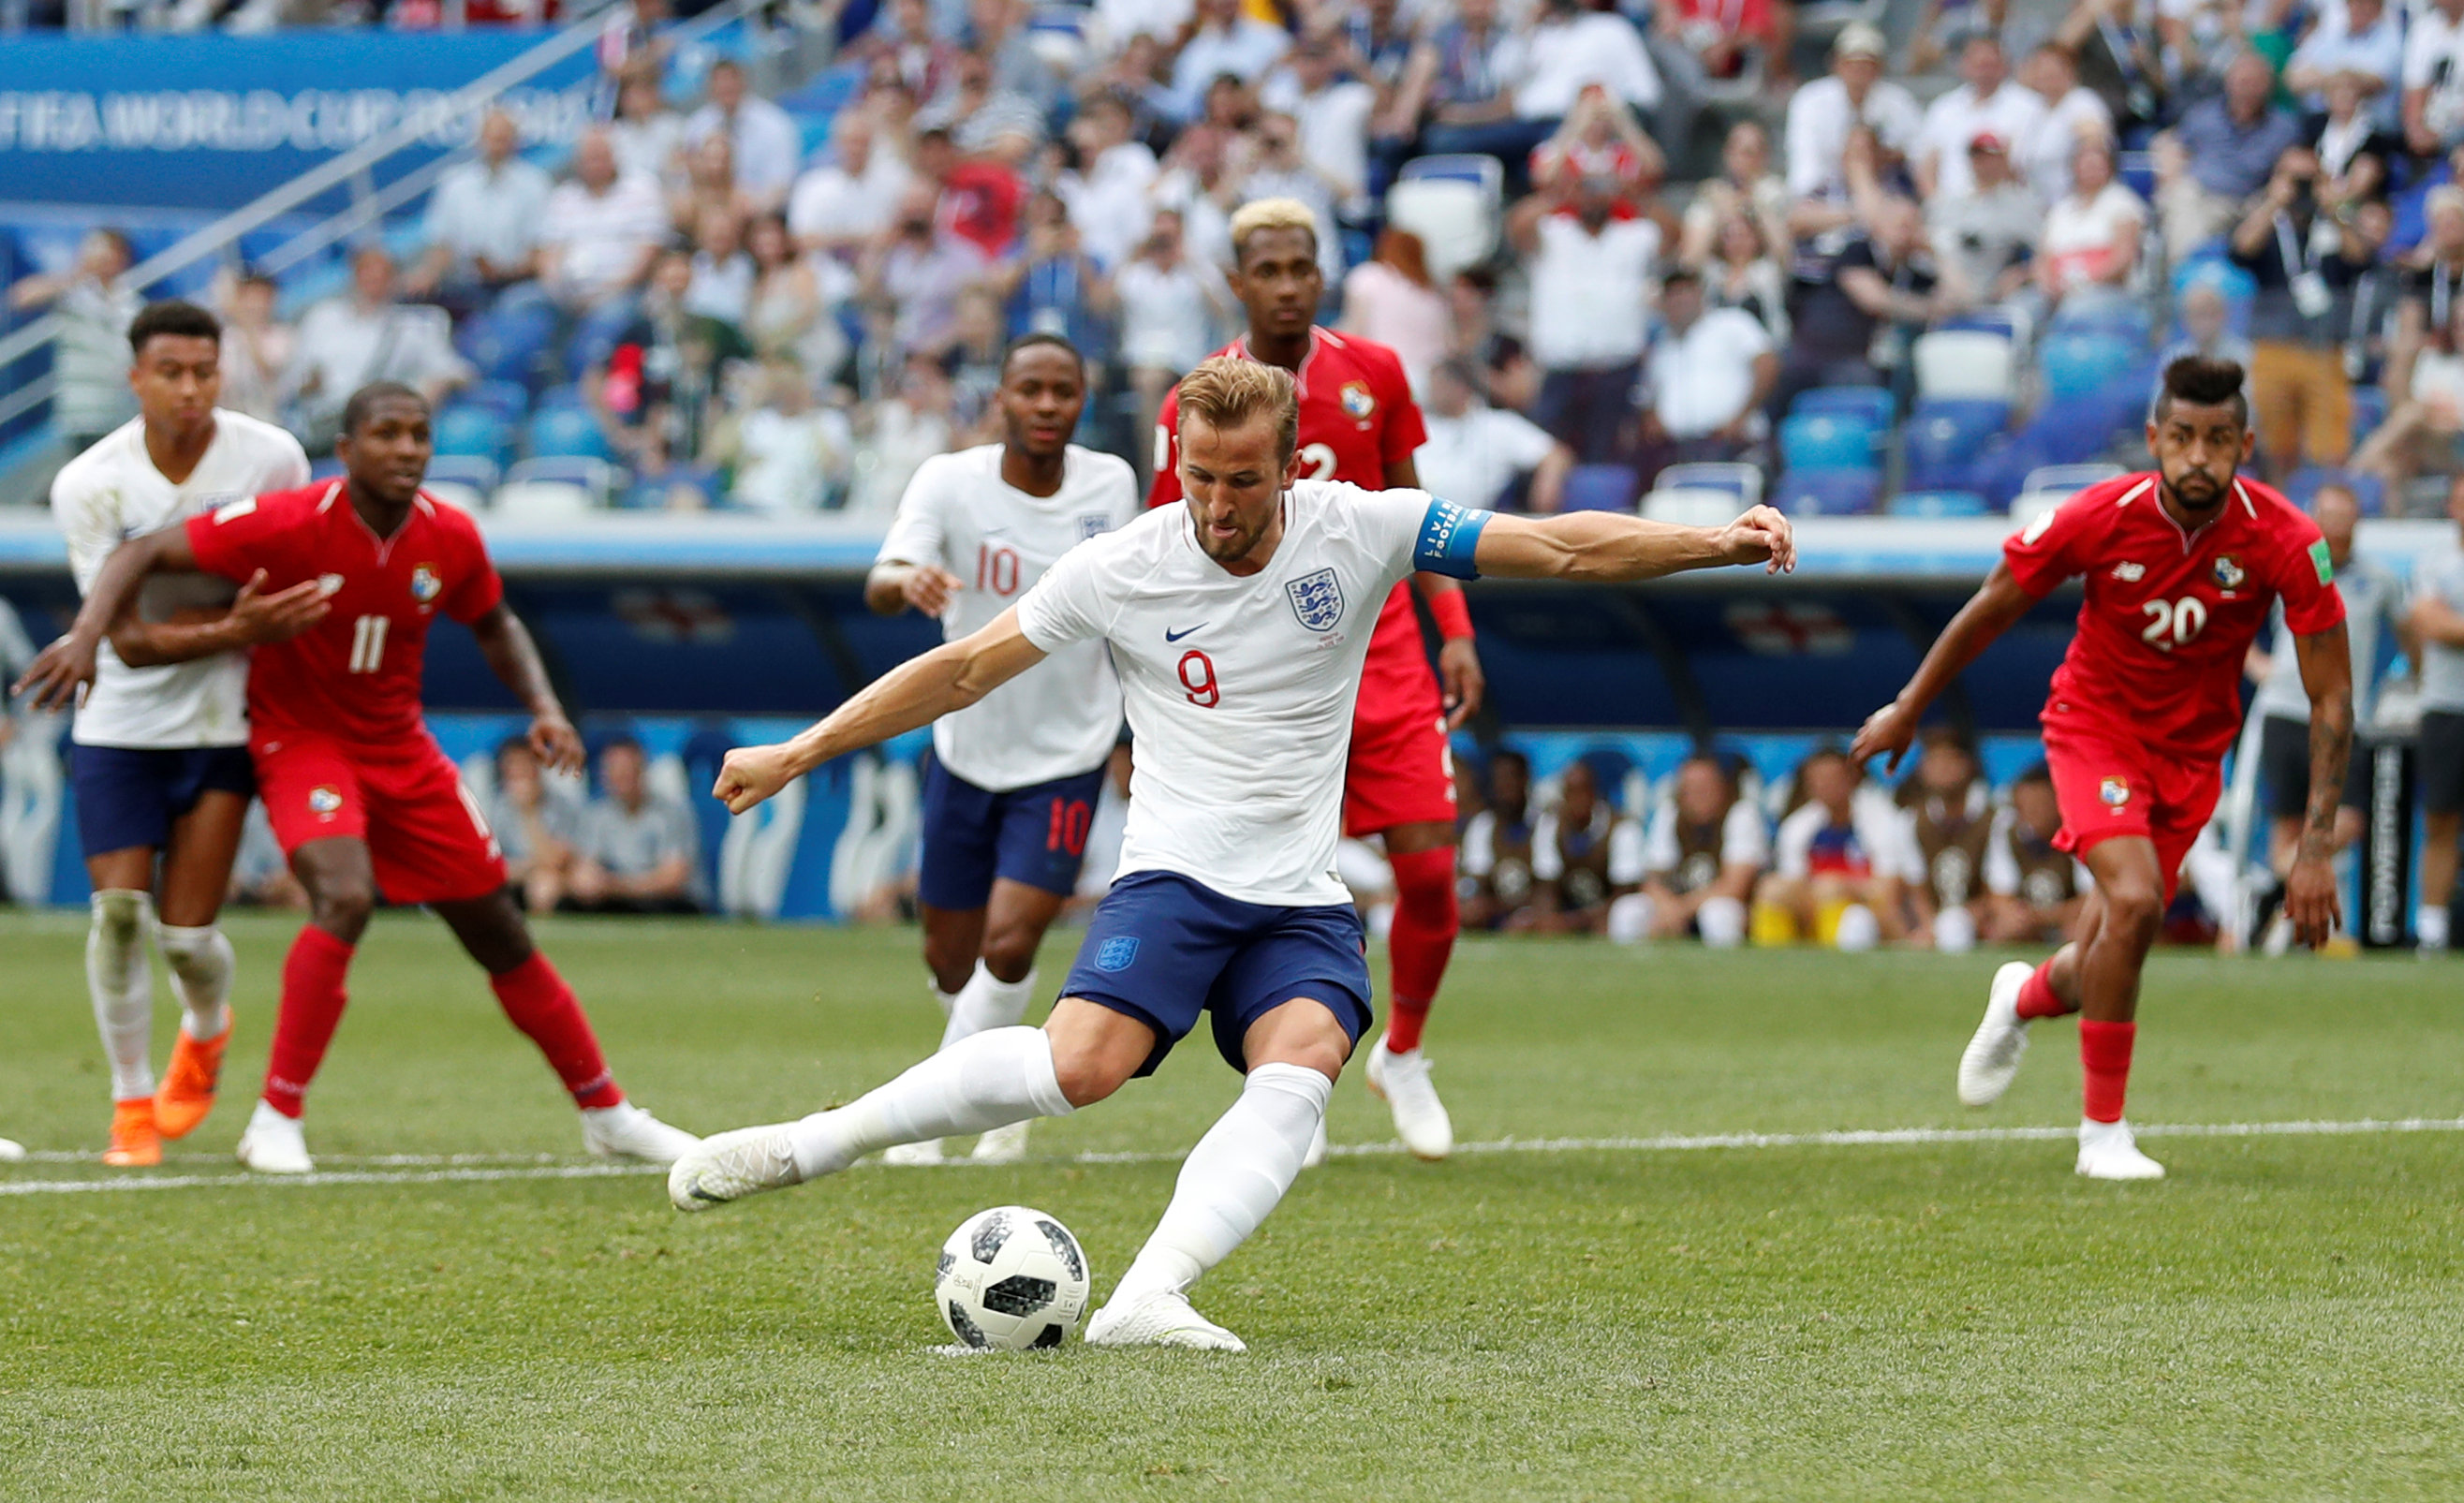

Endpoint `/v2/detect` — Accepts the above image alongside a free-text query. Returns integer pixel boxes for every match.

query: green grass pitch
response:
[3,910,2461,1500]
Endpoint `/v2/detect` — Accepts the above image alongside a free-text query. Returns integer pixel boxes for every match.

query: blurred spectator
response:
[1116,207,1232,487]
[1261,25,1377,222]
[1755,748,1909,950]
[705,358,853,514]
[594,0,672,84]
[2285,0,2402,125]
[539,129,671,315]
[991,191,1110,356]
[965,0,1055,106]
[286,245,471,451]
[2354,294,2464,487]
[792,113,916,264]
[1651,0,1794,117]
[868,0,962,101]
[1060,89,1161,270]
[1508,171,1660,462]
[1340,229,1453,390]
[1229,112,1348,282]
[1525,760,1645,936]
[1529,87,1669,218]
[1784,24,1921,206]
[1447,266,1542,412]
[1408,0,1545,167]
[671,133,760,239]
[2311,69,2399,219]
[1769,198,1947,424]
[916,127,1026,259]
[211,270,292,425]
[1640,264,1776,484]
[922,48,1049,155]
[2408,480,2464,951]
[685,59,801,214]
[1337,0,1418,108]
[2404,0,2464,158]
[1515,0,1663,135]
[610,67,688,189]
[1459,748,1538,929]
[1632,752,1764,947]
[848,352,958,514]
[2397,186,2464,361]
[2155,281,2255,381]
[943,287,1013,433]
[2037,134,2147,317]
[407,109,551,312]
[1418,359,1573,511]
[863,184,990,356]
[1895,728,1992,953]
[745,213,848,381]
[2228,147,2371,473]
[2015,42,2115,205]
[7,227,138,450]
[1983,764,2088,944]
[1927,133,2039,315]
[1703,212,1791,341]
[684,206,756,329]
[567,738,705,915]
[1679,121,1791,271]
[1909,0,2013,75]
[590,249,740,474]
[487,737,579,917]
[1167,0,1291,121]
[1914,37,2047,203]
[2155,50,2300,261]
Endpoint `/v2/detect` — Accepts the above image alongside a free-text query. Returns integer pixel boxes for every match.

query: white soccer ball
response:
[935,1205,1093,1350]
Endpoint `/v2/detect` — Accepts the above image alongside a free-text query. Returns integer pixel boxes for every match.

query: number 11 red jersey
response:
[185,481,504,751]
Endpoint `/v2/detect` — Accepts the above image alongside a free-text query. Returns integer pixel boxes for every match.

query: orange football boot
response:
[104,1098,161,1167]
[153,1014,233,1140]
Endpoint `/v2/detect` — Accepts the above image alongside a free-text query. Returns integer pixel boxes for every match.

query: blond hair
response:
[1228,197,1320,264]
[1175,356,1298,461]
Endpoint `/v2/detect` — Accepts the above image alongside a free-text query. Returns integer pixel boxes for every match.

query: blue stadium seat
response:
[1773,467,1880,515]
[459,304,555,388]
[2171,258,2257,335]
[1903,399,2010,489]
[1559,464,1641,512]
[2040,333,2136,404]
[1887,489,1990,518]
[2351,387,2388,445]
[1793,386,1894,425]
[435,405,513,466]
[1780,410,1882,471]
[2283,466,2387,516]
[525,405,612,462]
[460,378,530,423]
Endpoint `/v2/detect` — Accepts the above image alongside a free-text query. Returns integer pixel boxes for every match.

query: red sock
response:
[1383,846,1458,1054]
[491,951,622,1109]
[2015,958,2071,1020]
[2079,1019,2136,1124]
[263,925,355,1119]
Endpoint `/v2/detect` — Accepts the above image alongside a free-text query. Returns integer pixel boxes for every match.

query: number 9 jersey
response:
[876,444,1140,791]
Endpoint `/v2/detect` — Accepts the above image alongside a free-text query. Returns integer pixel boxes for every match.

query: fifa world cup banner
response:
[0,32,595,210]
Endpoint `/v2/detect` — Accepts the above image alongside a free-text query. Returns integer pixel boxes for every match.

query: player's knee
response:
[1047,1042,1131,1109]
[154,922,230,978]
[922,935,977,995]
[2102,878,2164,942]
[91,889,152,948]
[980,927,1040,985]
[311,877,377,936]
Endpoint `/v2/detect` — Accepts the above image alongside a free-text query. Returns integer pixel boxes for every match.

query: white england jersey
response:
[52,410,311,749]
[877,444,1139,791]
[1016,479,1470,906]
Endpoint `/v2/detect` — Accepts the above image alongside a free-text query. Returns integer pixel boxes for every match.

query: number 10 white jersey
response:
[1015,479,1459,907]
[876,443,1139,791]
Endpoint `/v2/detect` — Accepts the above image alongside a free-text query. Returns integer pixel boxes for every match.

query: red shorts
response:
[252,730,507,905]
[1343,635,1456,836]
[2043,716,2221,903]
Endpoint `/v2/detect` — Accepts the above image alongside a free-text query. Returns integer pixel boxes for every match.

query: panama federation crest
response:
[2100,776,2131,808]
[1339,380,1376,422]
[1094,936,1139,973]
[2212,554,2246,591]
[1286,567,1345,632]
[409,564,443,605]
[309,786,344,818]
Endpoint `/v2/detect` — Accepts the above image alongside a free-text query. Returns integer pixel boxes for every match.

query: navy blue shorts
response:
[70,742,256,858]
[1060,870,1374,1076]
[917,752,1108,911]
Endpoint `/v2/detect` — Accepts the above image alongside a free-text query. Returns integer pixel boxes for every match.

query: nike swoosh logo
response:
[1164,625,1205,641]
[689,1185,727,1202]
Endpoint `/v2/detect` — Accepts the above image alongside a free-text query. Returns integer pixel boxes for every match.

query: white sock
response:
[931,980,961,1021]
[788,1025,1073,1178]
[155,923,233,1040]
[2419,906,2451,950]
[1933,906,1977,955]
[935,962,995,1052]
[1696,894,1747,949]
[1835,903,1881,952]
[87,890,155,1101]
[1110,1063,1330,1305]
[1605,891,1653,944]
[951,962,1037,1039]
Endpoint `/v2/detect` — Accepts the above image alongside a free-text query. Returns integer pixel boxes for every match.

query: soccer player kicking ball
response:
[673,358,1793,1349]
[18,383,698,1175]
[1852,358,2353,1181]
[1148,199,1480,1163]
[51,299,320,1166]
[864,332,1138,1166]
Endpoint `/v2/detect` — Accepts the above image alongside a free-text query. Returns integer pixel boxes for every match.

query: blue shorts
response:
[70,742,256,858]
[1060,870,1374,1076]
[917,752,1108,911]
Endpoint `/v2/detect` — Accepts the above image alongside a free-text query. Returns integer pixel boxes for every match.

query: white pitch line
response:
[4,1116,2461,1197]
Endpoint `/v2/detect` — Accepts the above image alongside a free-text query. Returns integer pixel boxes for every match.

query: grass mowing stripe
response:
[11,1115,2463,1195]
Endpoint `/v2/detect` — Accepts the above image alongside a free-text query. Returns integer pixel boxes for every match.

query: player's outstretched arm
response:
[1470,505,1796,584]
[8,527,314,710]
[714,608,1048,815]
[111,568,333,670]
[2283,621,2356,948]
[469,603,585,775]
[863,560,962,618]
[1851,562,2038,773]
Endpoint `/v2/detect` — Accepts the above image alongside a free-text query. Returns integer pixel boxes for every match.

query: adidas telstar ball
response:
[935,1206,1093,1350]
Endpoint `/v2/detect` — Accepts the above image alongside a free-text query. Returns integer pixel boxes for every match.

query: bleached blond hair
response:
[1228,197,1320,265]
[1175,356,1299,461]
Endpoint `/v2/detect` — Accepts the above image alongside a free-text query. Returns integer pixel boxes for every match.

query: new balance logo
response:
[2111,563,2146,582]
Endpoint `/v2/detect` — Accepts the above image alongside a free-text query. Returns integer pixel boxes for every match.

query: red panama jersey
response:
[186,481,504,750]
[2003,472,2344,760]
[1149,327,1434,703]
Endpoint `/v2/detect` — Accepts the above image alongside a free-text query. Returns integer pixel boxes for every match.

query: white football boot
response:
[1301,1114,1329,1169]
[1365,1034,1453,1160]
[882,1140,948,1166]
[2075,1118,2165,1180]
[969,1120,1030,1164]
[0,1137,24,1162]
[1957,962,2036,1108]
[235,1100,315,1175]
[581,1102,701,1164]
[668,1123,804,1211]
[1084,1290,1247,1352]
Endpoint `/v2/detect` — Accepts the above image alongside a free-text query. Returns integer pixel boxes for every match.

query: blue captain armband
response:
[1412,498,1489,580]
